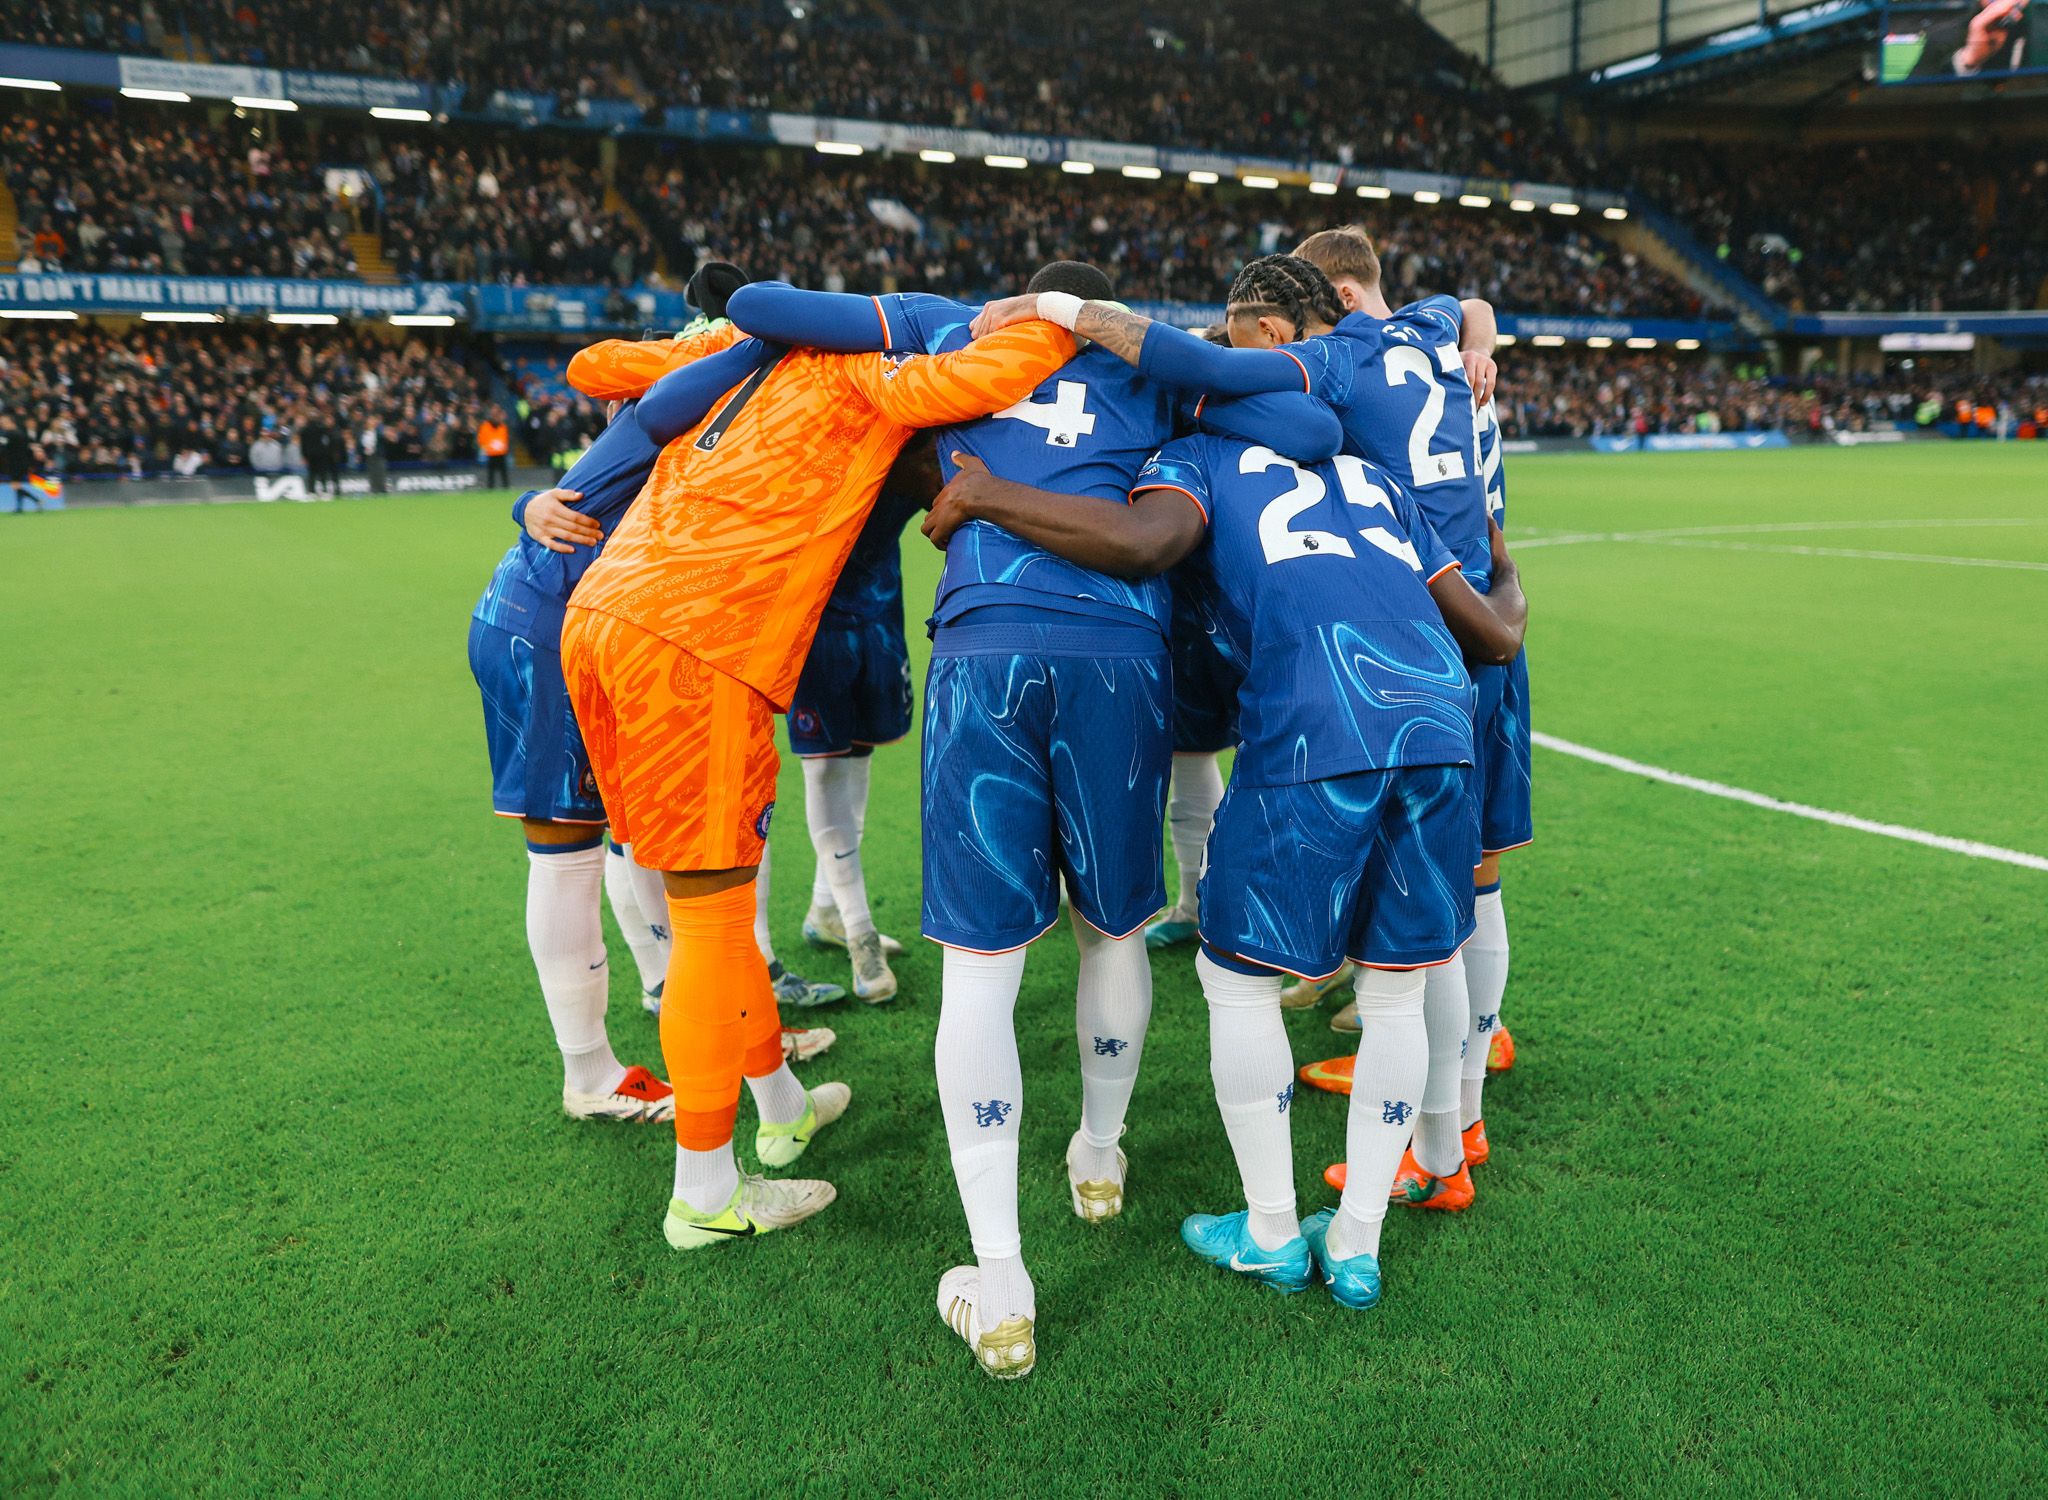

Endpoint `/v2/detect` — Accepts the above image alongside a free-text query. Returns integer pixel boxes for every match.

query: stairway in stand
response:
[348,231,397,284]
[0,179,18,272]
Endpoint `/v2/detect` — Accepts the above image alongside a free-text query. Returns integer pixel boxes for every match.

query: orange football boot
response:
[1462,1118,1489,1165]
[1323,1161,1349,1191]
[1486,1024,1515,1074]
[1387,1148,1475,1210]
[1298,1054,1354,1095]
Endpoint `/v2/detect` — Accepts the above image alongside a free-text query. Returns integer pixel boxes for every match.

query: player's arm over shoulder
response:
[566,321,743,400]
[842,321,1076,428]
[921,440,1206,578]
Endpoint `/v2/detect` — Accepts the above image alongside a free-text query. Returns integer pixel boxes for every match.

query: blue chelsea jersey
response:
[1475,395,1507,527]
[881,293,1178,633]
[471,397,662,637]
[1312,296,1492,593]
[1133,432,1476,788]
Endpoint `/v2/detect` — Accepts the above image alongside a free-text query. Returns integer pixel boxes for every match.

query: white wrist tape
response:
[1036,291,1086,330]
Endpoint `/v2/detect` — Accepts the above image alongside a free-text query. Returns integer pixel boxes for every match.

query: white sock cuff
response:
[1196,950,1282,1009]
[1351,964,1426,1018]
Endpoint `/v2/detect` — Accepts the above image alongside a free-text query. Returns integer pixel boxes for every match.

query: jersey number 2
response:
[1241,447,1421,570]
[1384,343,1469,488]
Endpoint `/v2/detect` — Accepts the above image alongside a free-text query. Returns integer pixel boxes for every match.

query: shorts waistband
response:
[932,617,1166,658]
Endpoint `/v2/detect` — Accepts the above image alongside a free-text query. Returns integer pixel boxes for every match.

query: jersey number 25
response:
[1241,447,1421,571]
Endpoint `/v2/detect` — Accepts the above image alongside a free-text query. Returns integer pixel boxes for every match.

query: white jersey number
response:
[1244,447,1421,571]
[994,380,1097,448]
[1384,343,1469,489]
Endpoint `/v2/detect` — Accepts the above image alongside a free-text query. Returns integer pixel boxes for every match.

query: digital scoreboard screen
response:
[1881,0,2044,82]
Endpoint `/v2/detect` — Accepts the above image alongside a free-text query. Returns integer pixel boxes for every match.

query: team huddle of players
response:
[466,228,1533,1381]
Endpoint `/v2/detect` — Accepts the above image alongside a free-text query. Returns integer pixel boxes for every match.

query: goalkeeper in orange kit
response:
[562,314,1078,1250]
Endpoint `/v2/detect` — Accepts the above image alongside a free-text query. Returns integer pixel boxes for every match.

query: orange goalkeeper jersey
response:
[568,321,1076,707]
[565,321,743,400]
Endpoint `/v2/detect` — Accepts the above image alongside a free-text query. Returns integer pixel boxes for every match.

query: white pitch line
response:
[1516,517,2043,550]
[1532,732,2048,873]
[1639,538,2048,572]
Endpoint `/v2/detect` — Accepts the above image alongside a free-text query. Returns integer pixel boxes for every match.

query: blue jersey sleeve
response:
[1136,322,1322,397]
[1131,436,1215,526]
[634,337,778,445]
[511,489,538,528]
[1406,294,1464,344]
[1197,392,1343,463]
[726,282,896,353]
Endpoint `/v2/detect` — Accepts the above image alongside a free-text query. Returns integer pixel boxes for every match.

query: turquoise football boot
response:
[1179,1209,1314,1293]
[1143,907,1201,950]
[1300,1208,1384,1310]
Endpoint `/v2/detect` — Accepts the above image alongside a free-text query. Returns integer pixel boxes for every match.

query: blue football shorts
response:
[467,614,606,825]
[921,617,1170,952]
[1471,650,1534,856]
[1199,762,1478,979]
[1170,619,1241,755]
[787,613,914,758]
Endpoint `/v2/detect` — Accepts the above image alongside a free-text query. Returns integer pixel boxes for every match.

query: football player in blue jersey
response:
[921,422,1525,1311]
[1299,228,1524,1178]
[467,329,839,1125]
[973,248,1506,1208]
[786,441,939,1003]
[727,267,1341,1378]
[1462,394,1526,1119]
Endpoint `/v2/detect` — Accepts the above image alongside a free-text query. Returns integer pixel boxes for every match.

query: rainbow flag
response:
[27,474,63,506]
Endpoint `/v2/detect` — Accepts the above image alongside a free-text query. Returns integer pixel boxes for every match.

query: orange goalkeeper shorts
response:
[561,605,781,873]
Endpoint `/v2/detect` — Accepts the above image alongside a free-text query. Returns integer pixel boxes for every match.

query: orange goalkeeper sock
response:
[661,882,763,1152]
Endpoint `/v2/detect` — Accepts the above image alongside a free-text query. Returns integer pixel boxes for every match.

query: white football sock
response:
[526,842,625,1096]
[1463,888,1510,1127]
[1327,966,1428,1263]
[674,1143,740,1214]
[1415,955,1470,1177]
[803,755,875,938]
[603,841,671,994]
[752,841,776,964]
[1196,950,1298,1252]
[936,944,1034,1332]
[1168,752,1225,917]
[1071,919,1153,1178]
[745,1061,808,1127]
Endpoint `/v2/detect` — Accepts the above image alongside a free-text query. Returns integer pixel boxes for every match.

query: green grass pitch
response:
[4,446,2045,1494]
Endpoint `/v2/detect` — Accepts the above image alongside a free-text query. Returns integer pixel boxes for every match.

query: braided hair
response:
[1225,254,1345,338]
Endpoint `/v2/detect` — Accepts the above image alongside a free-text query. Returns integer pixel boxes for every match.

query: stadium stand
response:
[0,322,490,477]
[376,137,660,287]
[628,152,1701,315]
[10,0,1591,179]
[1623,140,2048,314]
[0,101,1701,314]
[1,110,360,278]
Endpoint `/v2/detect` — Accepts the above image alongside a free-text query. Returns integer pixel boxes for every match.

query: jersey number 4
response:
[1384,343,1469,488]
[995,380,1096,448]
[1241,447,1421,571]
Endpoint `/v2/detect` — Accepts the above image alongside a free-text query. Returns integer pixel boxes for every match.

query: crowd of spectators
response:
[1,99,1696,315]
[0,322,491,478]
[1626,140,2048,313]
[374,138,660,286]
[0,109,359,278]
[12,0,1591,182]
[1495,350,2048,438]
[632,153,1701,316]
